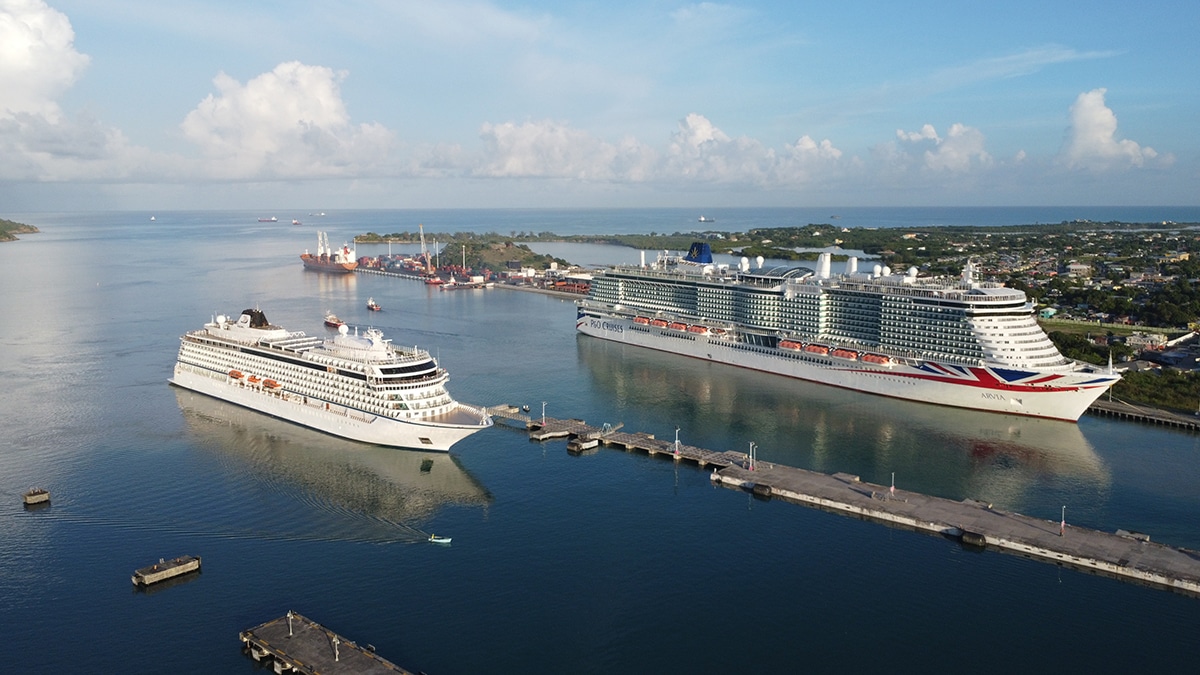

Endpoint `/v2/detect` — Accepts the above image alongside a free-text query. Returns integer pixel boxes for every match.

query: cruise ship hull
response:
[576,312,1115,422]
[170,367,484,451]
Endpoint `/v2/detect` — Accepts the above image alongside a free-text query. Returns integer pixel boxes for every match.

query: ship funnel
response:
[817,252,832,279]
[640,250,645,268]
[684,242,714,264]
[847,257,858,275]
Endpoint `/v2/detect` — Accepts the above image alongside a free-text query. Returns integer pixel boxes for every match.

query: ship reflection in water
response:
[577,338,1110,510]
[174,388,491,539]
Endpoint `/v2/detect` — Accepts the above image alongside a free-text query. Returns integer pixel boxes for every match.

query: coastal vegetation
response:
[356,231,571,273]
[1108,369,1200,413]
[0,218,39,242]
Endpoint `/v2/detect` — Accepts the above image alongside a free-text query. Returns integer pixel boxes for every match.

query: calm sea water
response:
[2,208,1199,674]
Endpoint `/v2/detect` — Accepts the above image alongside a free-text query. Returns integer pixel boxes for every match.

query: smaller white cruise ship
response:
[171,309,492,451]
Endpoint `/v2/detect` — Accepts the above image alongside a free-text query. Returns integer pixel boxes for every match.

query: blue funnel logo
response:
[685,242,713,264]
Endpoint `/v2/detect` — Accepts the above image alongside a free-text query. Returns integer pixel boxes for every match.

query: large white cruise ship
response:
[576,243,1119,422]
[171,309,492,451]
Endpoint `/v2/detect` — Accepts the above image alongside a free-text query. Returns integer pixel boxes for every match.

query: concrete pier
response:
[516,410,1200,597]
[1087,398,1200,431]
[131,555,201,587]
[712,463,1200,596]
[240,611,412,674]
[22,487,49,506]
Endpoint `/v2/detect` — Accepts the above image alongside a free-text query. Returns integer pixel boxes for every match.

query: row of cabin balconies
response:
[183,344,452,417]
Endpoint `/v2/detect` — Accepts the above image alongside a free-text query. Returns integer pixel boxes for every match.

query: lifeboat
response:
[804,344,830,356]
[831,348,858,361]
[634,317,651,325]
[229,370,243,379]
[778,340,803,350]
[262,379,279,389]
[687,325,709,334]
[247,375,260,384]
[668,322,688,331]
[650,319,669,328]
[862,353,892,365]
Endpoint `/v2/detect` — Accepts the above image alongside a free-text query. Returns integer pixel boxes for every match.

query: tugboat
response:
[366,297,382,311]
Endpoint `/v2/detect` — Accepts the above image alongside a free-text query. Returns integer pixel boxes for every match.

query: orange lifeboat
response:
[247,375,260,384]
[831,348,858,360]
[650,319,669,328]
[804,344,830,355]
[262,379,279,389]
[668,322,688,331]
[862,353,891,365]
[229,370,243,379]
[779,340,803,350]
[687,325,709,334]
[634,316,651,325]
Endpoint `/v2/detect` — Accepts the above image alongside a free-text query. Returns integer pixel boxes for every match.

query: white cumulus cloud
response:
[1060,88,1161,170]
[469,112,845,188]
[474,119,624,179]
[896,122,991,172]
[0,0,89,121]
[181,61,395,179]
[0,0,166,182]
[663,113,769,183]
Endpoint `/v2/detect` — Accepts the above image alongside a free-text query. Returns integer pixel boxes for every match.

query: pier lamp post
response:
[287,610,294,637]
[749,441,757,470]
[542,401,547,426]
[1061,505,1066,537]
[674,426,680,454]
[332,635,340,662]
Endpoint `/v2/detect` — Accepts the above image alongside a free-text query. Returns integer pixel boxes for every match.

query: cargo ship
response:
[300,231,357,273]
[575,243,1118,421]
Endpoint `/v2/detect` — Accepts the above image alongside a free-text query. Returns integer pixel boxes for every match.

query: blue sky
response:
[2,0,1196,210]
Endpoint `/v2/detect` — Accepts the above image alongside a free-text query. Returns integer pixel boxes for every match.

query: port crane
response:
[419,223,434,274]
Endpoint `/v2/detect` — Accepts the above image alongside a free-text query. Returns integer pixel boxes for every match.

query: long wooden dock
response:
[514,411,1200,597]
[240,611,412,674]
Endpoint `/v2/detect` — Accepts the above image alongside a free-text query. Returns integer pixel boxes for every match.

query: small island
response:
[0,218,39,242]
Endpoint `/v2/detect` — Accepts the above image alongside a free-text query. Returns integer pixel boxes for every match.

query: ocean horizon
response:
[9,205,1200,239]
